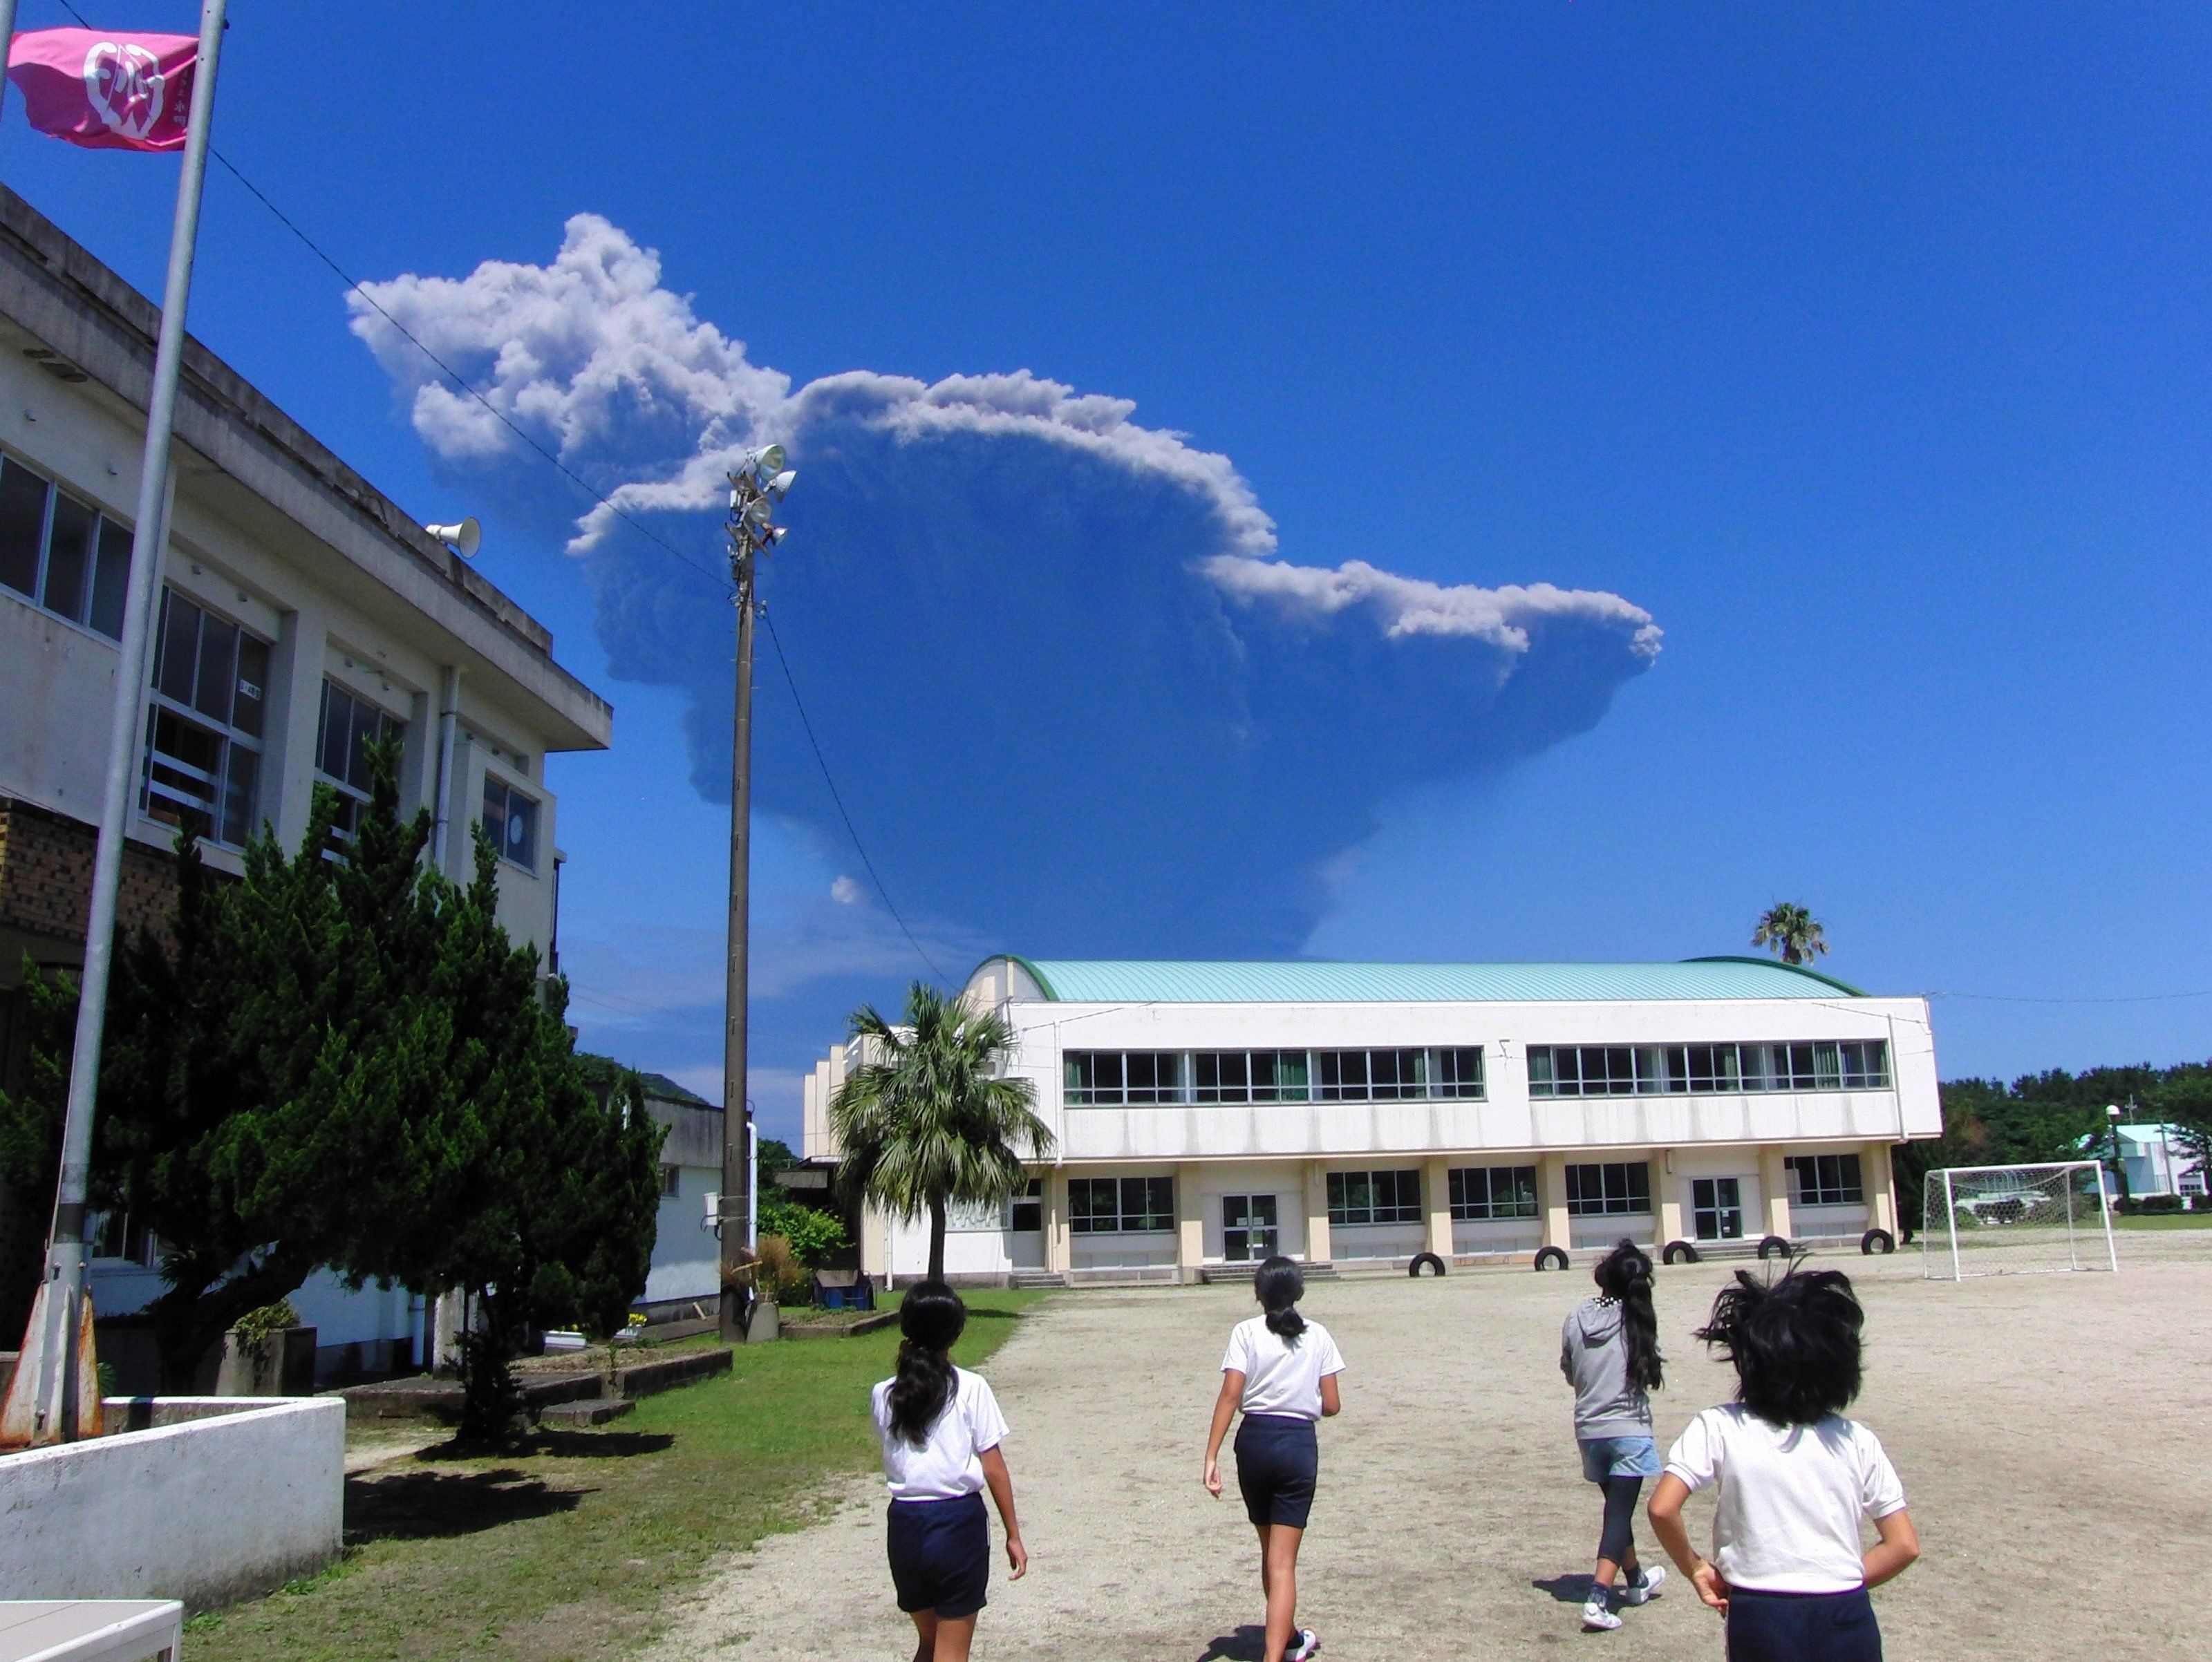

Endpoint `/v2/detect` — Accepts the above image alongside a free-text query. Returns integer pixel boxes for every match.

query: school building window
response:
[86,1209,160,1268]
[317,680,406,845]
[1327,1169,1423,1225]
[482,775,539,871]
[658,1164,681,1198]
[1194,1050,1311,1103]
[1065,1052,1185,1106]
[1067,1047,1484,1106]
[1528,1040,1889,1098]
[140,587,269,849]
[1317,1049,1427,1101]
[1010,1178,1042,1232]
[1785,1153,1865,1207]
[0,454,131,641]
[1069,1175,1174,1234]
[1448,1164,1539,1220]
[1565,1162,1651,1216]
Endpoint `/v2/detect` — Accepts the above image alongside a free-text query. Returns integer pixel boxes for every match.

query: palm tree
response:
[829,981,1055,1282]
[1752,903,1829,967]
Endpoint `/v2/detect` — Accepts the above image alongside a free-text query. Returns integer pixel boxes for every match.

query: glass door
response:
[1009,1178,1044,1269]
[1691,1178,1745,1241]
[1222,1194,1279,1263]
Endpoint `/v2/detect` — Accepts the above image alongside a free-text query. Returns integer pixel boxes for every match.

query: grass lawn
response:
[2112,1209,2212,1228]
[187,1290,1047,1662]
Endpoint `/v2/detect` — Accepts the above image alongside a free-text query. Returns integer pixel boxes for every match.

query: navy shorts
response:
[886,1492,991,1618]
[1235,1413,1319,1528]
[1726,1586,1882,1662]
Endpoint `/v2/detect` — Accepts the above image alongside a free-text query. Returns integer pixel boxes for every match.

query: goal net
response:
[1921,1161,2117,1280]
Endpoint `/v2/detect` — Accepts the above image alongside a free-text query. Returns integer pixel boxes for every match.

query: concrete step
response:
[1199,1261,1338,1285]
[538,1396,635,1428]
[612,1347,733,1399]
[339,1369,603,1422]
[1009,1272,1069,1290]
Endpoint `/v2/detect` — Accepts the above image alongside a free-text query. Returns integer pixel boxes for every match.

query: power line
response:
[760,604,947,982]
[203,149,735,596]
[1931,988,2212,1005]
[41,0,731,595]
[48,1,937,986]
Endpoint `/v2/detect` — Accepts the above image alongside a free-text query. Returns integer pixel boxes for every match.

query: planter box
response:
[0,1397,344,1612]
[215,1325,317,1397]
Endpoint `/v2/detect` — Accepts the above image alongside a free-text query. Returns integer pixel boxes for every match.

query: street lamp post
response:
[2104,1104,2130,1208]
[718,446,794,1344]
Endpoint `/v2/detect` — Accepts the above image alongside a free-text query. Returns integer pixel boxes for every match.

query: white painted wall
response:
[985,994,1937,1163]
[0,233,612,1370]
[0,1397,342,1611]
[648,1163,721,1303]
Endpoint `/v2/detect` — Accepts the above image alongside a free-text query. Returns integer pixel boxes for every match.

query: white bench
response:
[0,1602,182,1662]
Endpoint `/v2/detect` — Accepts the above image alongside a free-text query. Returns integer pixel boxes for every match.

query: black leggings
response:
[1597,1475,1643,1567]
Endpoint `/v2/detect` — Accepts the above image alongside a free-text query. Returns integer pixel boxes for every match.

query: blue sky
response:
[10,4,2212,1137]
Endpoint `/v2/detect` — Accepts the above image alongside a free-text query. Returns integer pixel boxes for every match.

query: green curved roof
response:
[986,955,1868,1004]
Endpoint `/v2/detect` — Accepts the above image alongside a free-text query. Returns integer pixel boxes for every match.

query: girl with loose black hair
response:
[1559,1239,1669,1632]
[870,1281,1027,1662]
[1203,1255,1343,1662]
[1649,1263,1920,1662]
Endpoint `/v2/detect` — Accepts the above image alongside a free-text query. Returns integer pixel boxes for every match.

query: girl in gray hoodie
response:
[1561,1239,1667,1632]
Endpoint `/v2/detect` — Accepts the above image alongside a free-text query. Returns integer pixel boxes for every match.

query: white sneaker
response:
[1286,1630,1320,1661]
[1581,1597,1621,1632]
[1616,1566,1667,1607]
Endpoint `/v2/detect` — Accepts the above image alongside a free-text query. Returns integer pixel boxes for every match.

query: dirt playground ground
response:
[646,1237,2212,1660]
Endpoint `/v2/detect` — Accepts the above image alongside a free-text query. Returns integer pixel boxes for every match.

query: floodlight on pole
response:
[746,444,788,475]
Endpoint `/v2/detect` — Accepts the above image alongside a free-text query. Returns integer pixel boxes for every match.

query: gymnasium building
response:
[800,956,1941,1283]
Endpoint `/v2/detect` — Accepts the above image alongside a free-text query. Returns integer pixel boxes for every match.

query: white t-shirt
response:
[1665,1404,1908,1594]
[1221,1314,1345,1420]
[871,1366,1010,1502]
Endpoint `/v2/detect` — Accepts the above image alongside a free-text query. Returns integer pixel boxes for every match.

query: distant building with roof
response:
[635,1073,723,1310]
[2084,1123,2205,1203]
[802,955,1941,1285]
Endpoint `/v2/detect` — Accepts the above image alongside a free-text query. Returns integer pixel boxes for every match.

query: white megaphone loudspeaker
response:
[425,516,481,558]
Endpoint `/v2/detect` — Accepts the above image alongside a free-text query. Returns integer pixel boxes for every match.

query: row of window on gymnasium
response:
[126,588,538,867]
[1062,1040,1889,1106]
[1063,1158,1870,1234]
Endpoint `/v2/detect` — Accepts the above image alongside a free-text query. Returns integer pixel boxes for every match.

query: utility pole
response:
[719,446,794,1343]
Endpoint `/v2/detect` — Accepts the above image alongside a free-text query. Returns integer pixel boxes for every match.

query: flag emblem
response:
[83,41,169,142]
[6,28,198,151]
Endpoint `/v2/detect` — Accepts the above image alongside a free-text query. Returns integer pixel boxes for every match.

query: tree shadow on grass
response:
[1533,1573,1598,1604]
[344,1468,590,1545]
[965,1308,1022,1321]
[1194,1625,1266,1660]
[411,1429,675,1462]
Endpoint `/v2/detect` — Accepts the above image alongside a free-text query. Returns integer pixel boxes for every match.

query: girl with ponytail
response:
[1560,1239,1669,1633]
[870,1281,1027,1661]
[1202,1256,1345,1662]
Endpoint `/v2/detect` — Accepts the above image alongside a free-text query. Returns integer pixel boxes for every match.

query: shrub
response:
[233,1298,303,1347]
[2120,1193,2184,1215]
[753,1234,813,1306]
[757,1200,850,1268]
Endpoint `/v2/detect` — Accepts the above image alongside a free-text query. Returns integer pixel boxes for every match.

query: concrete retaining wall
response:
[0,1396,344,1610]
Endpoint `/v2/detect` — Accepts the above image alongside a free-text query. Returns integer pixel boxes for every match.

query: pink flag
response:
[6,28,198,152]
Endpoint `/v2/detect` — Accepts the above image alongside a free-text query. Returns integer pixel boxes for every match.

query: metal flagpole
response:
[16,0,229,1444]
[0,3,19,127]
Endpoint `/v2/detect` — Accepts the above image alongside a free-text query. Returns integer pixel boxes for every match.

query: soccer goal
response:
[1921,1161,2117,1280]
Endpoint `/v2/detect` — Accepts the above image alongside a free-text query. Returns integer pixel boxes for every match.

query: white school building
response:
[802,956,1941,1284]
